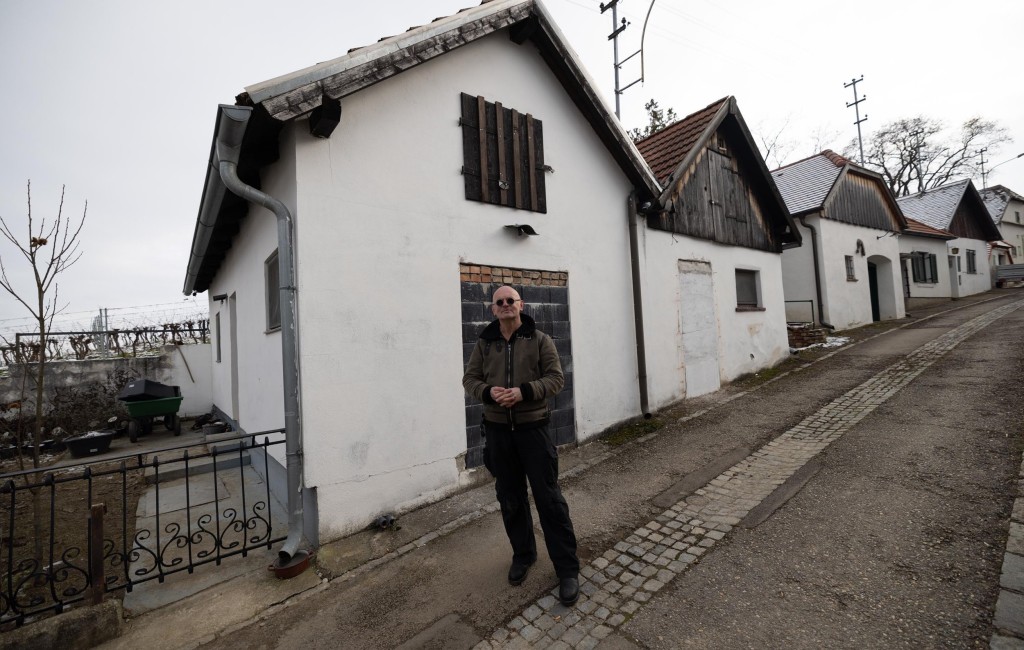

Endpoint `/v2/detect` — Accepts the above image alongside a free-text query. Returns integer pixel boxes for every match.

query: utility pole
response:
[844,76,868,165]
[977,148,989,189]
[600,0,630,118]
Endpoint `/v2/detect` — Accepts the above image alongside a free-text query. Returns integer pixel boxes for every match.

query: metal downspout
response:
[627,193,651,417]
[215,105,307,565]
[798,216,835,330]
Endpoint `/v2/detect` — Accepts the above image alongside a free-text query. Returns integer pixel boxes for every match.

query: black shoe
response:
[558,576,579,606]
[508,561,533,586]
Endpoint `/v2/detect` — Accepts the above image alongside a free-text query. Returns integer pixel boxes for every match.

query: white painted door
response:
[678,260,721,397]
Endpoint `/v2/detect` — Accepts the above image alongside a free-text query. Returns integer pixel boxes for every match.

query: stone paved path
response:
[476,298,1024,649]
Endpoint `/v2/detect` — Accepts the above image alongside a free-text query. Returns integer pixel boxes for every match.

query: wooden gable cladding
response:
[825,172,901,231]
[950,196,998,241]
[460,93,546,213]
[652,126,776,251]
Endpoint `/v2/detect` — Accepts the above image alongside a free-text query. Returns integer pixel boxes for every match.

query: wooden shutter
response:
[928,254,938,282]
[460,93,546,213]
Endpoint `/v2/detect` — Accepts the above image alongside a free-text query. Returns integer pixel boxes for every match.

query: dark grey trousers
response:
[484,423,579,578]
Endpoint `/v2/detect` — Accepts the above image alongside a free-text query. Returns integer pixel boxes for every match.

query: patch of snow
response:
[791,336,851,352]
[77,430,114,439]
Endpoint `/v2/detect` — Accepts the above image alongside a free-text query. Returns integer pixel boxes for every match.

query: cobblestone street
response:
[480,298,1024,649]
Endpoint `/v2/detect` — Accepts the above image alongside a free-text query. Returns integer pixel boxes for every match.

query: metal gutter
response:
[799,216,834,330]
[182,147,228,296]
[213,105,307,567]
[627,193,651,417]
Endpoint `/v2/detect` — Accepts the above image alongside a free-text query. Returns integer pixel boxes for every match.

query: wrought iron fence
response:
[0,431,285,628]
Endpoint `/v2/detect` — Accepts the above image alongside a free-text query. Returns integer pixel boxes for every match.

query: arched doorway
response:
[867,255,898,322]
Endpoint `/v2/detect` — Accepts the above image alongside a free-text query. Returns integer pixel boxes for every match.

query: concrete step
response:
[144,449,251,484]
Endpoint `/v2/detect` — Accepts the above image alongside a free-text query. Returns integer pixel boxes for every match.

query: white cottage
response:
[981,184,1024,263]
[181,0,732,546]
[634,97,801,400]
[770,151,906,330]
[897,180,1002,299]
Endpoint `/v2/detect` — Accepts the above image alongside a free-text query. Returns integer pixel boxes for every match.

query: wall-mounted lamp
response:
[212,293,228,302]
[950,247,959,255]
[504,224,538,237]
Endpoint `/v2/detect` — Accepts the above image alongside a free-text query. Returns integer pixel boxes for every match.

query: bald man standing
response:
[463,285,579,606]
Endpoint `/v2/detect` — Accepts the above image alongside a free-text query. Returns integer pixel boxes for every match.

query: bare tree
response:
[629,99,679,142]
[757,114,796,169]
[756,118,841,169]
[0,181,87,565]
[843,116,1009,196]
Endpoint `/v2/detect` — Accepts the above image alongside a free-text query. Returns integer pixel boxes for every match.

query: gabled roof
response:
[897,179,1002,241]
[635,97,728,186]
[770,152,844,216]
[770,150,907,231]
[184,0,661,295]
[903,216,955,240]
[896,179,969,230]
[979,184,1024,224]
[634,96,800,249]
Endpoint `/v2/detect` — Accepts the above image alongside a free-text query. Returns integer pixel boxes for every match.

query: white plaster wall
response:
[206,127,297,440]
[165,344,213,416]
[780,220,820,324]
[950,237,992,297]
[898,234,952,299]
[637,227,790,410]
[997,201,1024,259]
[289,34,640,540]
[816,219,904,330]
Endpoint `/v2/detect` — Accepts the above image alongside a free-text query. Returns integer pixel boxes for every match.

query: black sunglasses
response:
[494,298,522,306]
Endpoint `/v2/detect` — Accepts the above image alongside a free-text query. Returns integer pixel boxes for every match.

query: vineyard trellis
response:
[1,321,209,368]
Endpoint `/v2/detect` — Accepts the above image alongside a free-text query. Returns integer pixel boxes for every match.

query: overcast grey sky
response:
[2,0,1021,335]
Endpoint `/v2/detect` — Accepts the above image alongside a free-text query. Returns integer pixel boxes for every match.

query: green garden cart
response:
[117,379,184,442]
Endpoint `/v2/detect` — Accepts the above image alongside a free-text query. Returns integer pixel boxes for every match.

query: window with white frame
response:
[966,249,977,273]
[735,269,760,309]
[266,250,281,331]
[845,255,856,281]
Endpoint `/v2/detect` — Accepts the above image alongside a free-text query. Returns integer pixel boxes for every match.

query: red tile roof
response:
[903,216,954,239]
[634,97,729,185]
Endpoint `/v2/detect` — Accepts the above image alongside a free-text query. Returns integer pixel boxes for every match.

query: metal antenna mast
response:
[600,0,630,118]
[844,76,868,165]
[977,148,989,188]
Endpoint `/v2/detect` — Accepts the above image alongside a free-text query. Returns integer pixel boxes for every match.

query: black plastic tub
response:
[64,431,116,458]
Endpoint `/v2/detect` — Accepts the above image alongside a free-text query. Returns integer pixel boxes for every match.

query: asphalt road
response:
[196,291,1024,649]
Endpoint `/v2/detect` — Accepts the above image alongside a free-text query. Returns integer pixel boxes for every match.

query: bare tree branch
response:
[844,115,1009,196]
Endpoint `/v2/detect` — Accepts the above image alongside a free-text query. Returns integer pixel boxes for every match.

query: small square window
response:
[266,250,281,331]
[845,255,856,281]
[735,269,760,309]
